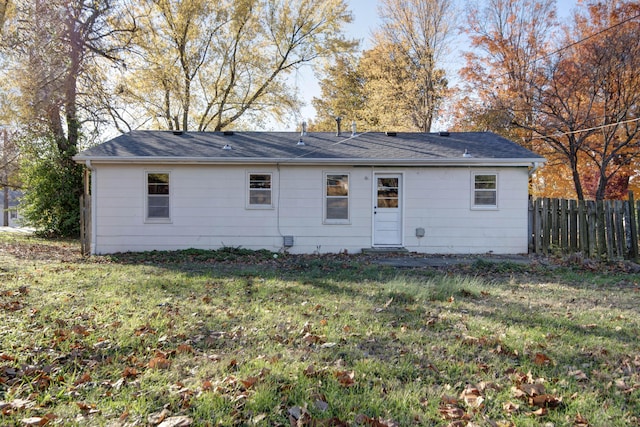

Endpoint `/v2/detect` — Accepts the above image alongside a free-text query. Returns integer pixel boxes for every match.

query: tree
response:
[1,0,135,235]
[457,0,557,146]
[311,56,365,131]
[361,0,453,132]
[115,0,356,132]
[521,0,640,200]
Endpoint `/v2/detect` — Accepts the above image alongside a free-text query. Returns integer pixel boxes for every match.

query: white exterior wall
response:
[90,164,530,255]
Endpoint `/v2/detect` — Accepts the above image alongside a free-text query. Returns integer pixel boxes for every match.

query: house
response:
[1,189,23,227]
[73,130,545,255]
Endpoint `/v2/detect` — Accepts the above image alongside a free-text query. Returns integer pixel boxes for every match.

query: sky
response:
[284,0,578,132]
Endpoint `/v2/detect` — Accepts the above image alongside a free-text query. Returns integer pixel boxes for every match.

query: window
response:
[147,172,170,219]
[473,173,497,208]
[325,173,349,222]
[248,173,272,207]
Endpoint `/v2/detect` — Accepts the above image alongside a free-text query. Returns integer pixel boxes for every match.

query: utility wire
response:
[532,12,640,66]
[531,117,640,140]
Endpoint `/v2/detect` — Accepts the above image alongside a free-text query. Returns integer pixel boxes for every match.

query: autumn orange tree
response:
[457,0,557,147]
[457,0,640,201]
[524,1,640,200]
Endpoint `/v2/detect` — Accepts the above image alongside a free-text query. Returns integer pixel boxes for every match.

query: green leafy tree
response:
[19,138,82,236]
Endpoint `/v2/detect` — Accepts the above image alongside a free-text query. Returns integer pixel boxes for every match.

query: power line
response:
[532,117,640,140]
[535,12,640,65]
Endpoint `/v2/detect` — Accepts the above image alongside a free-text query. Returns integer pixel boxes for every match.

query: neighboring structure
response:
[73,130,545,255]
[1,189,22,227]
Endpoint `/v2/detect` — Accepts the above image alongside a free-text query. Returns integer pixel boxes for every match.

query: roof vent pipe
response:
[335,117,342,136]
[351,121,356,136]
[462,149,472,158]
[301,121,307,136]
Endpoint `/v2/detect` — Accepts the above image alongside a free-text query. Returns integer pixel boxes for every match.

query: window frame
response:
[324,172,350,224]
[145,171,172,223]
[246,172,274,209]
[471,172,498,210]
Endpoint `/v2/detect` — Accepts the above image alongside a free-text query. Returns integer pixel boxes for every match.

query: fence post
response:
[569,200,578,252]
[604,201,614,259]
[543,198,551,255]
[560,199,568,253]
[551,198,559,248]
[579,200,588,255]
[535,198,543,254]
[628,192,638,260]
[614,200,625,258]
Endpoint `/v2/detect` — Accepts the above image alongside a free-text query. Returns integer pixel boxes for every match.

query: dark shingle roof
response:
[75,131,545,166]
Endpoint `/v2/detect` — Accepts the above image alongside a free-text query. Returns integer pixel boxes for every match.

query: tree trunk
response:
[2,128,7,226]
[570,159,585,201]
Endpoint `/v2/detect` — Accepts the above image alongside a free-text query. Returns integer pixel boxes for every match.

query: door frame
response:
[372,172,404,247]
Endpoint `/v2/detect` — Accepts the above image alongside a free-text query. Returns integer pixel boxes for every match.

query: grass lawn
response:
[1,233,639,426]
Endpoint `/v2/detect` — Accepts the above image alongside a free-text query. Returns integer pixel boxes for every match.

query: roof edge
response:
[74,155,545,167]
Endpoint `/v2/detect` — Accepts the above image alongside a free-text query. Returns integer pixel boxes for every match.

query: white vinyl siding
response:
[146,172,170,221]
[325,173,349,223]
[248,173,272,208]
[472,173,498,209]
[91,165,529,255]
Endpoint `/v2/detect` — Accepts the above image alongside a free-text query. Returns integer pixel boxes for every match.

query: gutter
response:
[528,161,544,177]
[73,156,545,168]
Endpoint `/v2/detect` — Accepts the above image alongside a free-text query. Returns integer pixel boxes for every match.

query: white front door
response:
[373,174,402,246]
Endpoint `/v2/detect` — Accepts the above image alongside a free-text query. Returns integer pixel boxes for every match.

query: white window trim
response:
[471,171,499,210]
[323,171,350,224]
[145,170,172,223]
[246,172,274,209]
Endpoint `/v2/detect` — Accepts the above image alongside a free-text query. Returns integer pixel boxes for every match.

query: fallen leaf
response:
[148,408,171,425]
[459,385,484,408]
[76,402,100,415]
[574,412,590,426]
[122,367,139,378]
[533,353,552,366]
[527,407,548,416]
[503,401,520,414]
[438,405,466,420]
[240,376,259,389]
[334,370,355,387]
[73,372,92,386]
[177,344,193,354]
[157,416,193,427]
[529,394,562,408]
[569,370,589,381]
[20,417,48,426]
[149,356,171,369]
[518,383,545,397]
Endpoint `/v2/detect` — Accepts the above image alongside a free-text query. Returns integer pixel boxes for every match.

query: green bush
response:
[19,138,82,237]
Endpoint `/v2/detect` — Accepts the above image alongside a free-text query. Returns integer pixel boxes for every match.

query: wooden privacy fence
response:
[529,192,639,260]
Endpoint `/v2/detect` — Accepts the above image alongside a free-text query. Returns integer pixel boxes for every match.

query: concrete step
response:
[361,247,408,254]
